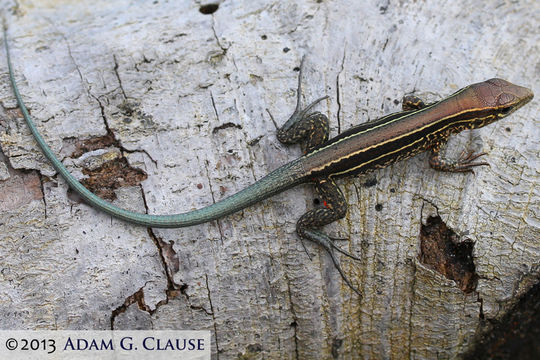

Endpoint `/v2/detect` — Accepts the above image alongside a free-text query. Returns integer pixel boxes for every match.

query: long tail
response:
[2,23,304,228]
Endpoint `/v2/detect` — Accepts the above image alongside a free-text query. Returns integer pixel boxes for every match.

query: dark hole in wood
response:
[363,177,378,187]
[199,3,219,14]
[419,215,478,293]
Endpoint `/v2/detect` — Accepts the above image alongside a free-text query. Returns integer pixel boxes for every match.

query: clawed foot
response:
[328,235,362,261]
[302,229,362,297]
[322,236,363,297]
[454,150,489,173]
[279,56,329,134]
[430,148,490,174]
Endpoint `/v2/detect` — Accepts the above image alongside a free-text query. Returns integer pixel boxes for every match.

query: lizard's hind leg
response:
[278,57,361,295]
[277,56,329,154]
[296,178,362,296]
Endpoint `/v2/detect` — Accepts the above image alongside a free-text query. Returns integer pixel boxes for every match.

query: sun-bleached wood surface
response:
[0,0,538,358]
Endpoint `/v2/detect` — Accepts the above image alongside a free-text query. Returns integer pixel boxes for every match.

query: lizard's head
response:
[471,78,533,120]
[453,78,533,130]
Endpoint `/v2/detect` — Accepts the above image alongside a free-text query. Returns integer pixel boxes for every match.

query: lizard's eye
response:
[499,106,513,116]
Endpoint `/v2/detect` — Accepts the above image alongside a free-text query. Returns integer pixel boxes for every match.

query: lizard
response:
[2,24,533,295]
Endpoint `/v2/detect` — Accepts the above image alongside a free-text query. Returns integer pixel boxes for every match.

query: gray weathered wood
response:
[0,0,538,358]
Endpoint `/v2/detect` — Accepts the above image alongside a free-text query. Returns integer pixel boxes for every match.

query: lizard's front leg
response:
[402,94,426,111]
[402,94,489,173]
